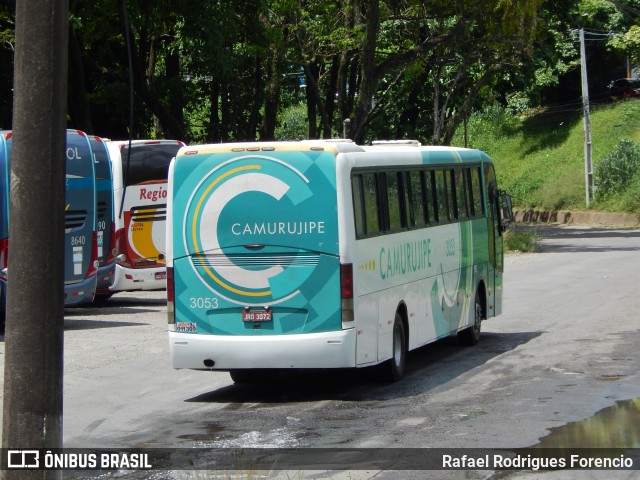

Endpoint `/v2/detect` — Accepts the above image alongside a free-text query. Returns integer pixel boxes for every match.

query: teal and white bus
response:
[167,140,512,382]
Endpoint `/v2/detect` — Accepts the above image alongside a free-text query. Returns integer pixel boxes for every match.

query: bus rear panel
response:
[64,129,98,306]
[168,144,352,370]
[108,140,183,292]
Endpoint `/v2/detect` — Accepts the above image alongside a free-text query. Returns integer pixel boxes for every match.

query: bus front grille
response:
[131,204,166,222]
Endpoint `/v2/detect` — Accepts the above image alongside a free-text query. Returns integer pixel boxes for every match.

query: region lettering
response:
[139,186,167,202]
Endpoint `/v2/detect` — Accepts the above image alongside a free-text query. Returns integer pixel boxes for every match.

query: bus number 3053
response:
[189,297,219,309]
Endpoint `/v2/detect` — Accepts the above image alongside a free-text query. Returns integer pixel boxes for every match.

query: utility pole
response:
[579,28,594,208]
[2,0,69,478]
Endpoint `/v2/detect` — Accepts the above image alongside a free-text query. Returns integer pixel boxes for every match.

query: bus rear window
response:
[66,135,93,179]
[122,144,181,187]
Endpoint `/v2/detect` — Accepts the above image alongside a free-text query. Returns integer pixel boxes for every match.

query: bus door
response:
[64,130,98,306]
[483,163,503,317]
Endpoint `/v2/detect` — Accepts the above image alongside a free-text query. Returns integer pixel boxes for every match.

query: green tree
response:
[345,0,542,144]
[0,0,14,128]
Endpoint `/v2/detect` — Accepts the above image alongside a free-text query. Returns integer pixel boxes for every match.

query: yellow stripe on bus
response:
[191,164,272,297]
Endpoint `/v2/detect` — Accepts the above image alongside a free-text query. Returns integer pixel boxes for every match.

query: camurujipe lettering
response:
[380,239,431,280]
[232,221,325,236]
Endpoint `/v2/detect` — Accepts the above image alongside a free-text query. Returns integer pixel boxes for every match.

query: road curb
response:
[514,209,640,228]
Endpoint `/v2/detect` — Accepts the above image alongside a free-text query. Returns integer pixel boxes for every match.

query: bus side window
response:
[384,171,404,232]
[424,170,436,224]
[400,171,410,228]
[454,168,469,220]
[362,172,381,236]
[484,163,497,216]
[469,167,483,217]
[434,169,450,223]
[407,170,425,227]
[352,175,366,238]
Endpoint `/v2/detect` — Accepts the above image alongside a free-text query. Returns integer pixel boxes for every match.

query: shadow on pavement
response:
[185,330,542,404]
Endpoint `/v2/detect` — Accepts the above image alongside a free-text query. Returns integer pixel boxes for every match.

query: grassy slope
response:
[452,99,640,212]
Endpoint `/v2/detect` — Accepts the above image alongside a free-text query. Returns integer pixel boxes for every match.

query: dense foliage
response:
[454,99,640,212]
[0,0,639,145]
[595,138,640,197]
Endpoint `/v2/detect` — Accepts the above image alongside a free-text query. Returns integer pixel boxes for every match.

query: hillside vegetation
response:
[452,99,640,213]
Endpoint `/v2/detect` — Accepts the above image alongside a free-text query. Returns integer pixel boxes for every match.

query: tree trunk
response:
[67,27,93,132]
[351,0,380,143]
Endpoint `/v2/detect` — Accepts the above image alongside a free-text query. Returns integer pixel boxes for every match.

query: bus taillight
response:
[0,237,8,270]
[340,263,354,325]
[114,227,131,267]
[340,263,353,299]
[166,266,175,325]
[85,231,99,279]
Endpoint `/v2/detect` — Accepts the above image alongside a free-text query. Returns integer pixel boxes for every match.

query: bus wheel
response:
[93,292,114,304]
[458,291,483,346]
[229,369,278,384]
[382,314,406,382]
[229,370,257,384]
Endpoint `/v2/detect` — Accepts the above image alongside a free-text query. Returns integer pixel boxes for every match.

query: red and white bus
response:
[107,139,184,292]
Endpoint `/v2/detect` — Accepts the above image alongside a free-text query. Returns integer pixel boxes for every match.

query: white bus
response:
[167,140,512,382]
[107,139,184,293]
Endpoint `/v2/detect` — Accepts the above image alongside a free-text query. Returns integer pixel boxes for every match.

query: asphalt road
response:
[1,224,640,479]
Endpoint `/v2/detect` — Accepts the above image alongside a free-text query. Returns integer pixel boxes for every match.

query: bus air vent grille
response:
[131,204,166,222]
[65,210,88,229]
[192,253,319,268]
[97,201,108,218]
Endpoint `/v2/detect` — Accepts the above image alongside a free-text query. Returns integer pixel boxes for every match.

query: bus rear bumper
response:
[169,329,357,370]
[96,262,116,292]
[64,277,97,306]
[109,264,166,292]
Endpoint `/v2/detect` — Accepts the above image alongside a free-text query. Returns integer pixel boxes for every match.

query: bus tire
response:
[458,291,483,346]
[93,292,114,304]
[382,313,406,382]
[229,369,278,384]
[229,370,257,384]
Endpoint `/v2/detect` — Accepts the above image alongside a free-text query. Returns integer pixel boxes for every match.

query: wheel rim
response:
[393,327,403,366]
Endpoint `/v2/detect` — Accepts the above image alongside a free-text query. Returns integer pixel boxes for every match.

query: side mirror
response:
[498,190,513,232]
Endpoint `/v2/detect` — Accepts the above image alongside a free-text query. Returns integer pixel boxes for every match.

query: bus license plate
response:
[155,271,167,280]
[242,309,272,322]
